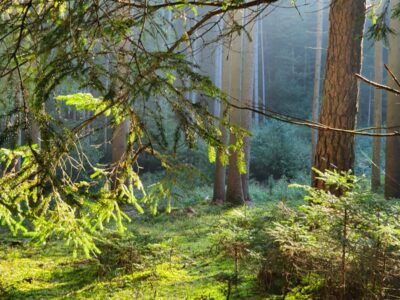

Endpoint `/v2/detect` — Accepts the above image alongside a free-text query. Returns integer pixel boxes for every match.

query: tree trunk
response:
[212,39,226,203]
[371,40,382,193]
[312,0,366,190]
[112,120,129,165]
[213,127,227,202]
[260,16,266,125]
[241,12,255,202]
[311,0,323,161]
[253,16,260,126]
[384,0,400,199]
[190,26,200,104]
[30,118,41,149]
[16,79,23,170]
[111,5,131,184]
[226,11,244,205]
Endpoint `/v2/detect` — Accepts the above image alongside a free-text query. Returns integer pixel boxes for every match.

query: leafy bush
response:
[259,170,400,299]
[250,121,310,182]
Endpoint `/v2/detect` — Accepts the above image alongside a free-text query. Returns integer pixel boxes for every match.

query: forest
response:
[1,0,400,299]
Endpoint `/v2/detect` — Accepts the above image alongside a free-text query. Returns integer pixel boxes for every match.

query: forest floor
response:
[0,184,303,300]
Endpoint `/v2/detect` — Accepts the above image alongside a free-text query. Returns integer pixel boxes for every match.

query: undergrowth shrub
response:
[0,278,8,298]
[210,208,268,299]
[259,170,400,299]
[96,233,143,276]
[210,209,255,282]
[250,121,310,182]
[249,174,308,205]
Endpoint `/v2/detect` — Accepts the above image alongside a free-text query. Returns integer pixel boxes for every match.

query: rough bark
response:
[311,0,323,160]
[312,0,366,190]
[385,0,400,199]
[371,40,382,193]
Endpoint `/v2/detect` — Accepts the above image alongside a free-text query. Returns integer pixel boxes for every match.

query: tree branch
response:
[229,102,400,137]
[355,73,400,95]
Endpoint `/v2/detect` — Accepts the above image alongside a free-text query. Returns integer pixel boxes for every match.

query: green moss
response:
[0,185,282,299]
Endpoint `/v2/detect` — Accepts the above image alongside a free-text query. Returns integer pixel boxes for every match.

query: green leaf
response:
[208,145,216,163]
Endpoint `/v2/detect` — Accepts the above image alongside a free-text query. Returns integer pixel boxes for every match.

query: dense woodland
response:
[1,0,400,299]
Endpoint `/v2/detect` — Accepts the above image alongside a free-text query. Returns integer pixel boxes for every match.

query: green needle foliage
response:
[366,0,400,43]
[0,0,262,255]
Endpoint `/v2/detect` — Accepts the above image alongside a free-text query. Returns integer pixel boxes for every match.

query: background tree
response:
[110,4,130,187]
[212,41,228,203]
[259,15,266,123]
[226,10,245,205]
[311,0,323,160]
[385,0,400,199]
[240,10,255,202]
[253,16,260,126]
[371,39,382,193]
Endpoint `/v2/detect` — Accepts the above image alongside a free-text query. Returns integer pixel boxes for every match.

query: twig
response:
[355,73,400,95]
[384,64,400,88]
[228,103,400,137]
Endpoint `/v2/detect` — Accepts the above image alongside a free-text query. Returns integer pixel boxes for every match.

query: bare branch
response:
[355,73,400,95]
[384,64,400,88]
[229,102,400,137]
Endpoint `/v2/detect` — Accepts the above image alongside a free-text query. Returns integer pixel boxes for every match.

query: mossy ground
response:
[0,184,302,299]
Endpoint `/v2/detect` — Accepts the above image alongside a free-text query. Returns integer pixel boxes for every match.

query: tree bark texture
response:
[312,0,366,189]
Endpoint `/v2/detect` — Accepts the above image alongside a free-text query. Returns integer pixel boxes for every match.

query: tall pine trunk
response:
[311,0,323,160]
[371,40,382,193]
[312,0,366,189]
[384,0,400,199]
[212,39,226,203]
[226,11,245,205]
[240,10,255,202]
[253,16,260,126]
[260,17,266,124]
[226,10,255,205]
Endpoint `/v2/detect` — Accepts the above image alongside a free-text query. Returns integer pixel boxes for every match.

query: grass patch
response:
[0,183,295,299]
